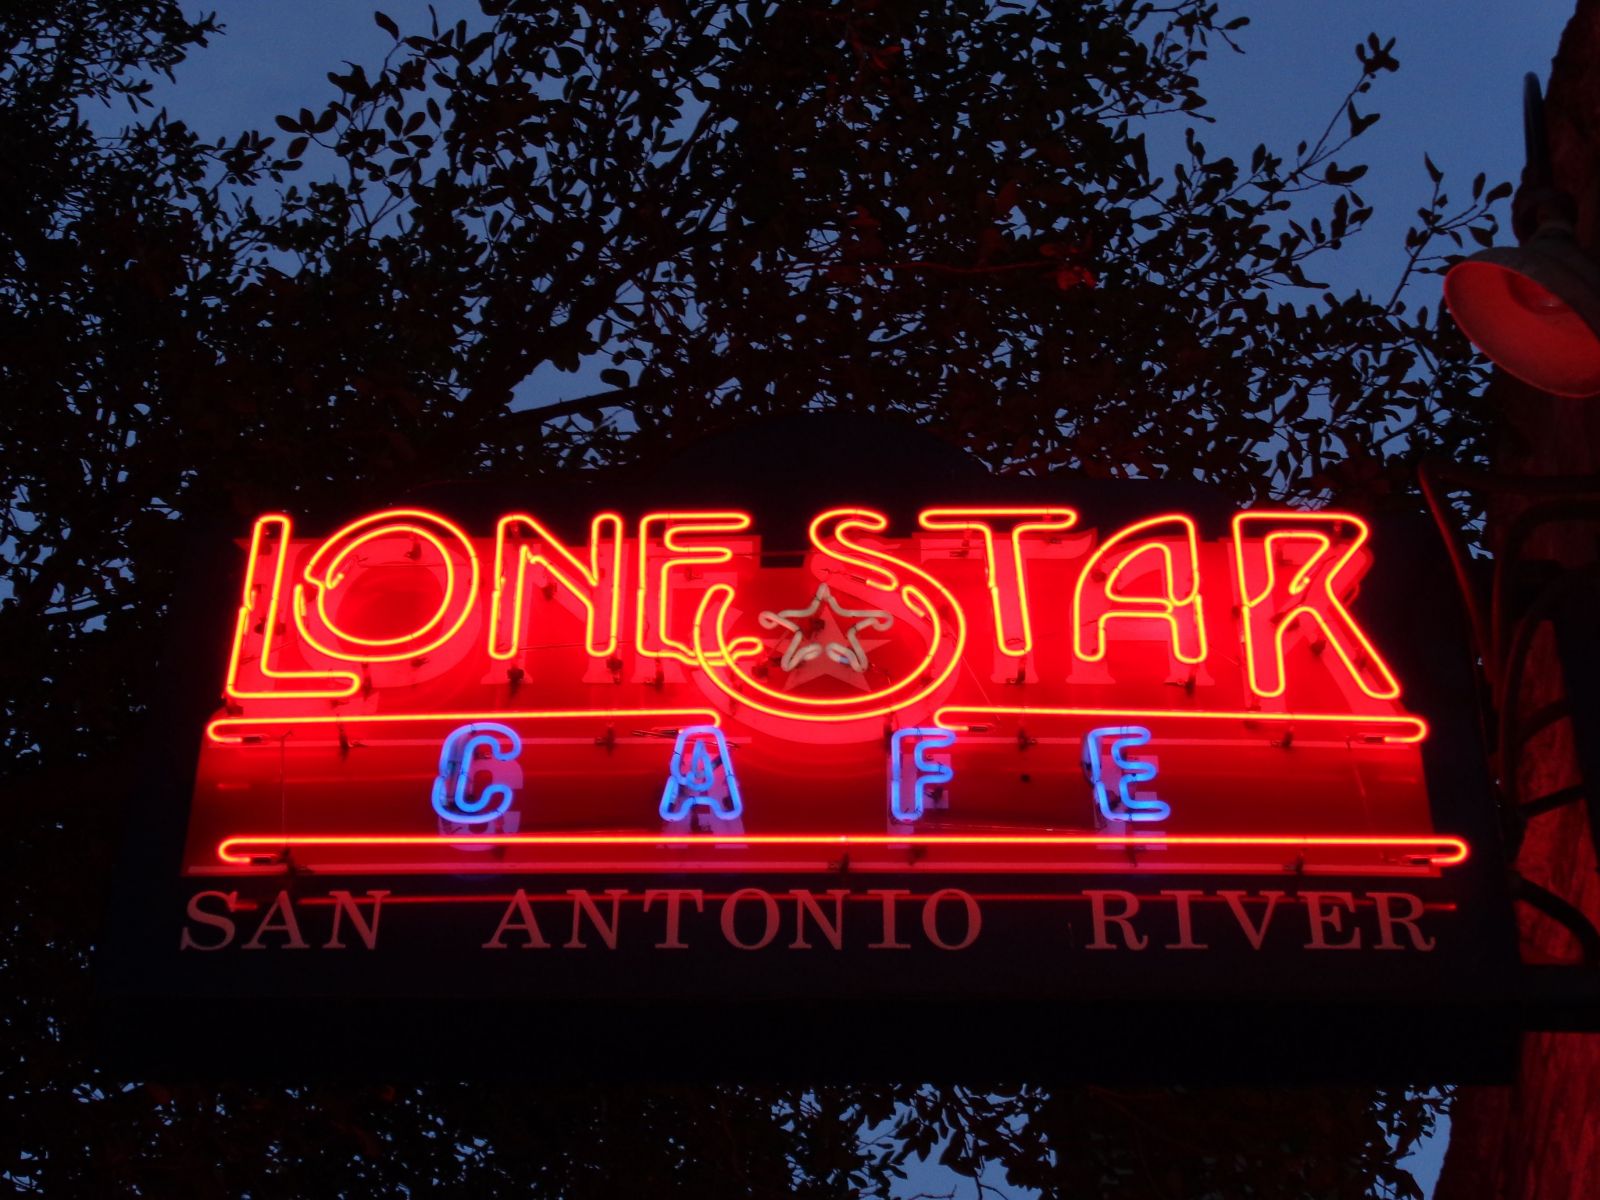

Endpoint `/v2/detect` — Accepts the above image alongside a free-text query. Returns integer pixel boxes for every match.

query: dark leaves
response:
[1355,33,1401,75]
[1346,99,1380,137]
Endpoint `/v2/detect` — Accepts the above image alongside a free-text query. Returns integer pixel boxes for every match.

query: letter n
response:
[490,513,623,660]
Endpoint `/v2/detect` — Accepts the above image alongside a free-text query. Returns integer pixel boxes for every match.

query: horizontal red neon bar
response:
[206,705,1424,744]
[206,707,722,743]
[260,893,1464,909]
[216,832,1469,867]
[934,706,1428,744]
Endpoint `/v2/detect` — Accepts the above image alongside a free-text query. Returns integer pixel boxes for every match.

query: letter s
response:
[179,890,238,950]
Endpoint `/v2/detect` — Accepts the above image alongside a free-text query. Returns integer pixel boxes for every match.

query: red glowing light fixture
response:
[1443,74,1600,398]
[1443,239,1600,398]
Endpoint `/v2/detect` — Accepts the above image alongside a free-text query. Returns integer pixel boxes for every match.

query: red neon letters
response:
[490,512,623,661]
[294,509,480,665]
[225,515,361,700]
[918,507,1079,660]
[221,505,1413,727]
[1072,514,1207,669]
[689,509,970,725]
[636,512,753,668]
[1232,512,1400,701]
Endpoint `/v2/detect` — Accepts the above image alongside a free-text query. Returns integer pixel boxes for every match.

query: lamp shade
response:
[1443,229,1600,398]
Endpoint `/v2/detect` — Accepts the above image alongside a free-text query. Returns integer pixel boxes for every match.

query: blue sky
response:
[120,3,1575,1195]
[1187,1,1574,303]
[137,0,1577,296]
[127,0,1578,428]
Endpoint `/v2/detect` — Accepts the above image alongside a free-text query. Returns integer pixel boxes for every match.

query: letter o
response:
[720,888,780,951]
[294,508,480,663]
[922,888,981,950]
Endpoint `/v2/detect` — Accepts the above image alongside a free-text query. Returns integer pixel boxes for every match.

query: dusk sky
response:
[121,0,1576,432]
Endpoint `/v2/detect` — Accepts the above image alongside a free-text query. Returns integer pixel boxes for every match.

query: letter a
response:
[660,725,743,824]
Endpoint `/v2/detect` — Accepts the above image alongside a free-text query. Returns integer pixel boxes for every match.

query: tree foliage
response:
[2,1,1496,1194]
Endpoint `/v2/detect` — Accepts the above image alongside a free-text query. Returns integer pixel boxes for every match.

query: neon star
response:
[758,583,894,674]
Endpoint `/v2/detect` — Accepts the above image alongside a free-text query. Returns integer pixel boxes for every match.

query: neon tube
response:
[207,708,722,743]
[216,832,1469,867]
[934,705,1427,743]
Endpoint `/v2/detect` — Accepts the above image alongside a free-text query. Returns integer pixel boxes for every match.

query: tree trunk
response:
[1435,2,1600,1195]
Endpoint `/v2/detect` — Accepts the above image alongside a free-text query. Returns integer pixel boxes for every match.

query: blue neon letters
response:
[432,722,522,823]
[660,725,744,821]
[889,728,957,822]
[1082,725,1168,822]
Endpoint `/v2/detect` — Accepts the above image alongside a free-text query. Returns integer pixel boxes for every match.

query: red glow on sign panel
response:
[187,505,1461,879]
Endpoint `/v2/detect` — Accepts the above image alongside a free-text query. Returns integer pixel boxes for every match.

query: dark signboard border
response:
[95,416,1521,1083]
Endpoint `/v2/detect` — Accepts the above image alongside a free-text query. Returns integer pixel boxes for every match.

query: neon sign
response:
[659,726,744,826]
[431,722,522,826]
[889,728,956,823]
[185,503,1464,879]
[1082,726,1167,823]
